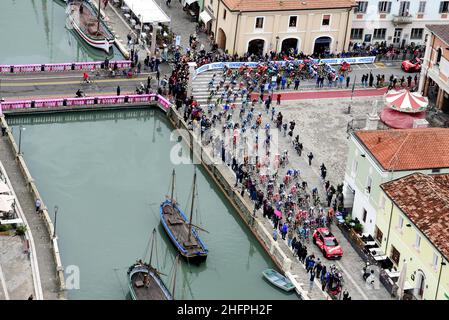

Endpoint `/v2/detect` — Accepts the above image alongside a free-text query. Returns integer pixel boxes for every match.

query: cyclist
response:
[83,72,90,83]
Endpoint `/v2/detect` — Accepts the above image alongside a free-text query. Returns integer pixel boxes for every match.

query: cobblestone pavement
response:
[0,134,59,299]
[189,71,393,300]
[0,236,34,299]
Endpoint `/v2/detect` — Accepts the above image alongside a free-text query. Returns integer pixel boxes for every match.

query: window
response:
[378,1,392,13]
[289,16,298,28]
[223,9,227,20]
[366,176,372,193]
[322,14,331,26]
[415,233,421,250]
[432,168,441,173]
[373,28,387,40]
[437,48,443,65]
[362,209,368,223]
[411,28,424,39]
[391,245,401,265]
[398,1,410,16]
[439,1,449,13]
[255,17,264,29]
[432,253,439,270]
[398,215,404,230]
[355,1,368,13]
[375,226,383,244]
[350,28,364,40]
[418,1,426,13]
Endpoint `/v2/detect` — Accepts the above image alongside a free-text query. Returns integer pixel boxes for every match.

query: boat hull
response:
[66,2,114,53]
[127,264,173,300]
[262,269,296,292]
[159,200,208,263]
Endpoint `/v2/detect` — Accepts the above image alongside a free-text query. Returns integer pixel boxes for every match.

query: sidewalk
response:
[0,130,60,299]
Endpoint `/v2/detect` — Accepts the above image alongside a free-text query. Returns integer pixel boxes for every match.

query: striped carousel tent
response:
[385,89,428,113]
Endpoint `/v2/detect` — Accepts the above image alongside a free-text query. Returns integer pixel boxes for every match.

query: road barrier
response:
[0,60,132,74]
[0,94,171,114]
[193,56,377,79]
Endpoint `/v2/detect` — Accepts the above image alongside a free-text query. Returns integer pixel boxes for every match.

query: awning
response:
[185,0,198,5]
[0,180,9,194]
[199,10,213,24]
[123,0,171,24]
[0,218,23,225]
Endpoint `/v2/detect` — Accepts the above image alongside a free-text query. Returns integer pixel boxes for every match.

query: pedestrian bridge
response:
[0,94,171,116]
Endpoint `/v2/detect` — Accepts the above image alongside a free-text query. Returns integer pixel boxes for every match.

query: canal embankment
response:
[166,107,329,300]
[0,116,64,299]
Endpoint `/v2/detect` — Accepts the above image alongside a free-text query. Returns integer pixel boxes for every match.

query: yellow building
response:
[376,173,449,300]
[200,0,355,56]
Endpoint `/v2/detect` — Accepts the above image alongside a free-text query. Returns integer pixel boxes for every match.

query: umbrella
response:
[380,107,426,129]
[0,181,10,194]
[397,261,407,300]
[275,210,282,218]
[0,194,14,212]
[385,89,428,113]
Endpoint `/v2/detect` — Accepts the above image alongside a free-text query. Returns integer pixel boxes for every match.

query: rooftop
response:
[354,128,449,171]
[426,24,449,46]
[381,173,449,261]
[222,0,356,12]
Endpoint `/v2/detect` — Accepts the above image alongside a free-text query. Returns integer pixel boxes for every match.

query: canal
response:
[0,0,123,64]
[8,108,298,300]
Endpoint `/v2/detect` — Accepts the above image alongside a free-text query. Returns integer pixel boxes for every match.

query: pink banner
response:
[0,94,171,111]
[0,60,132,74]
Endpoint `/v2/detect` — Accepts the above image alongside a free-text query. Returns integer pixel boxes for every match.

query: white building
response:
[350,1,449,47]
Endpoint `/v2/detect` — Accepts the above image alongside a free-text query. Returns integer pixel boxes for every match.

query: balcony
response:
[392,14,413,24]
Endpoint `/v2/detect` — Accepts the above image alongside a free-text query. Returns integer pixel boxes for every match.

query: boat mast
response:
[187,170,196,242]
[148,228,156,266]
[170,169,175,206]
[96,0,101,35]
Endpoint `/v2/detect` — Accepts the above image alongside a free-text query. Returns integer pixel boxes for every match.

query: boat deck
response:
[69,2,110,40]
[161,203,204,257]
[131,271,168,300]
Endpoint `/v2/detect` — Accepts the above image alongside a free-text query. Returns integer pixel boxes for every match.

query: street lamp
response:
[275,36,280,53]
[53,205,59,238]
[18,125,26,155]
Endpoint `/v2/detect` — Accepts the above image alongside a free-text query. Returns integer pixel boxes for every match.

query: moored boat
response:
[160,169,208,263]
[127,229,174,300]
[66,0,115,53]
[262,269,296,292]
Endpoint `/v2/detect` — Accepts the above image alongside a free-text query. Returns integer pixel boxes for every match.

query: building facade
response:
[376,173,449,300]
[343,128,449,236]
[419,24,449,113]
[350,0,449,47]
[200,0,355,56]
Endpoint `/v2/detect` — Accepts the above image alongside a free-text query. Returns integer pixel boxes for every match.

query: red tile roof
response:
[222,0,356,12]
[381,173,449,261]
[354,128,449,171]
[427,24,449,47]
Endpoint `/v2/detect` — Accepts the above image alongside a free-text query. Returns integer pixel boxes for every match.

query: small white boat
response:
[66,0,115,53]
[262,269,295,292]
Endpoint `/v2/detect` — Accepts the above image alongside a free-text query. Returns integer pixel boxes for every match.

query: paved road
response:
[190,70,394,300]
[0,71,161,100]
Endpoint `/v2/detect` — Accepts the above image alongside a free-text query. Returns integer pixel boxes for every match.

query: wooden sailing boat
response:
[127,228,173,300]
[66,0,115,53]
[160,169,208,263]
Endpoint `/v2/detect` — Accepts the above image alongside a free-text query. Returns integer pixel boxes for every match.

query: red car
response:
[401,58,422,72]
[313,228,343,259]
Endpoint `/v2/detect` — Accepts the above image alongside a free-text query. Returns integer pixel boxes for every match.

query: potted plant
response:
[15,225,27,236]
[0,224,12,236]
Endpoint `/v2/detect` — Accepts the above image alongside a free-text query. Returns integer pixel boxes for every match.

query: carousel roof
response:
[385,89,428,113]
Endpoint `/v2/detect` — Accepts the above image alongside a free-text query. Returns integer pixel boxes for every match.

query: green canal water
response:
[0,0,123,64]
[8,108,298,300]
